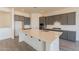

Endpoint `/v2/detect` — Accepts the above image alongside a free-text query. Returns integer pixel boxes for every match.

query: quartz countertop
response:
[21,29,62,43]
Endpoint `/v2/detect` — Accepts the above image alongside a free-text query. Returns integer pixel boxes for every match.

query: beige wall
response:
[0,12,11,28]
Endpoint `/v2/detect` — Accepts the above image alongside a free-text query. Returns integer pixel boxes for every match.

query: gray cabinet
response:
[46,16,55,25]
[60,31,68,40]
[14,15,30,25]
[14,15,24,21]
[60,31,76,41]
[60,14,68,25]
[54,15,61,22]
[67,12,76,25]
[67,31,76,41]
[60,12,76,25]
[46,15,61,25]
[24,17,30,25]
[45,12,76,25]
[19,16,25,21]
[46,16,50,25]
[46,14,68,25]
[14,15,19,21]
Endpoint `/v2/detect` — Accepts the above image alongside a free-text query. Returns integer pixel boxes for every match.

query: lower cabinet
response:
[60,31,76,41]
[19,32,44,51]
[29,37,44,51]
[67,31,76,41]
[19,32,60,51]
[60,31,68,40]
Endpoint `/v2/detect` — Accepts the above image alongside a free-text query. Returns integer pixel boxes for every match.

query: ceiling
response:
[15,7,68,13]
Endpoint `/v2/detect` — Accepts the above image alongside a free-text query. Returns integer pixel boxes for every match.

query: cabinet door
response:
[54,15,61,22]
[60,31,68,40]
[24,17,30,25]
[60,14,68,25]
[46,16,50,25]
[46,16,55,25]
[50,16,55,25]
[14,15,24,21]
[54,15,61,25]
[45,17,48,25]
[68,31,76,41]
[67,12,76,25]
[30,37,44,51]
[19,16,24,21]
[19,32,44,51]
[14,15,19,21]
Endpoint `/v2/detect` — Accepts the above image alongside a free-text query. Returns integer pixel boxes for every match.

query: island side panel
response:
[46,38,59,51]
[19,31,25,42]
[19,31,44,51]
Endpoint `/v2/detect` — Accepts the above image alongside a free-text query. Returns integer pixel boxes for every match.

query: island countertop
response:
[21,29,62,43]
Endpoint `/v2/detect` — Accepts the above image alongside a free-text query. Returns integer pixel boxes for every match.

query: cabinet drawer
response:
[30,37,44,51]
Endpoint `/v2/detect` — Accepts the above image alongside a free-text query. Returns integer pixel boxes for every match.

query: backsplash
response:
[24,25,31,28]
[46,25,76,31]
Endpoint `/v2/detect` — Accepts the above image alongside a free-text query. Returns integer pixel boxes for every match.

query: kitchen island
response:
[19,29,62,51]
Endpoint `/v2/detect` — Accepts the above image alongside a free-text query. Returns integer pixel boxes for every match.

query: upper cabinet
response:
[46,16,55,25]
[24,17,30,25]
[14,15,30,25]
[67,12,76,25]
[44,12,76,25]
[14,15,19,21]
[14,15,24,21]
[54,15,61,24]
[19,16,25,21]
[60,14,68,25]
[60,12,76,25]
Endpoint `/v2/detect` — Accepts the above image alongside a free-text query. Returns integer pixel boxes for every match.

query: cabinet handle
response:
[25,34,27,36]
[31,36,33,38]
[39,39,41,41]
